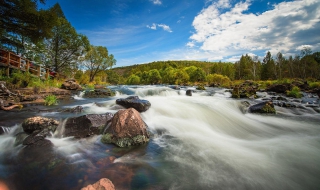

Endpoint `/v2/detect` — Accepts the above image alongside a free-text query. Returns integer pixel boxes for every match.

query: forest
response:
[101,48,320,87]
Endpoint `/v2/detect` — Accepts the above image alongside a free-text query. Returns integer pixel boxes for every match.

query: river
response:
[0,86,320,190]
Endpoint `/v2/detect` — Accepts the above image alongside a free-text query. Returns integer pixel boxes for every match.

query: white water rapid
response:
[0,85,319,190]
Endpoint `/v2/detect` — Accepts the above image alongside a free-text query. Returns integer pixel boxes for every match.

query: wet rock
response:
[83,89,115,98]
[61,79,82,90]
[22,129,53,148]
[239,101,251,113]
[116,96,151,112]
[81,178,115,190]
[266,84,291,93]
[14,132,29,146]
[102,108,150,147]
[62,105,83,113]
[64,113,114,138]
[22,116,59,134]
[186,89,192,96]
[248,101,276,114]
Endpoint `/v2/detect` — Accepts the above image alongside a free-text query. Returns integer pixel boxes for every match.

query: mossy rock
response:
[248,101,276,114]
[196,84,206,90]
[101,133,149,148]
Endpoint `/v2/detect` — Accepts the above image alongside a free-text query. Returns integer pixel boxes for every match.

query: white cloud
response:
[186,42,195,48]
[146,23,173,32]
[158,24,173,32]
[189,0,320,59]
[151,0,162,5]
[147,23,157,30]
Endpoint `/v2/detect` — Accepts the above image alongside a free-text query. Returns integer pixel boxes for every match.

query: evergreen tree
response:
[0,0,59,53]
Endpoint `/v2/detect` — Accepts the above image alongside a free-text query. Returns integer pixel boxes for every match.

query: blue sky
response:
[41,0,320,67]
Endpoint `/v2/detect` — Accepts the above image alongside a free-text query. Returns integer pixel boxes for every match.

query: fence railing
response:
[0,49,57,79]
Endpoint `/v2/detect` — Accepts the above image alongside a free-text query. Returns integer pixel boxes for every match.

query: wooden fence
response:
[0,49,56,79]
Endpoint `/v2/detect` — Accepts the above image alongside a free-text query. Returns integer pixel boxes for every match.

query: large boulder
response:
[61,79,82,90]
[22,131,53,148]
[102,108,150,147]
[81,178,115,190]
[266,84,291,93]
[22,116,59,134]
[116,96,151,112]
[83,89,115,98]
[63,113,113,138]
[248,101,276,114]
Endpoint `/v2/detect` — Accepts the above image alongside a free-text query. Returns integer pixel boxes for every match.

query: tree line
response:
[0,0,116,82]
[105,48,320,86]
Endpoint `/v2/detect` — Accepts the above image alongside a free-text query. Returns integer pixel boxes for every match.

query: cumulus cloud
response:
[146,23,173,32]
[151,0,162,5]
[189,0,320,59]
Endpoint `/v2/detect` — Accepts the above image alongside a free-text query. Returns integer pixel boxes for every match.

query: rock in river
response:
[81,178,115,190]
[116,96,151,112]
[64,113,114,138]
[248,101,276,114]
[22,116,59,134]
[101,108,150,147]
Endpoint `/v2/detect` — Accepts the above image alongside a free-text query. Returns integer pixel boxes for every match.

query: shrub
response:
[44,95,58,106]
[286,86,302,98]
[207,74,231,88]
[309,82,320,89]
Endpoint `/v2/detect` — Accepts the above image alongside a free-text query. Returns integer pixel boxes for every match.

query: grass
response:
[286,86,303,98]
[44,95,58,106]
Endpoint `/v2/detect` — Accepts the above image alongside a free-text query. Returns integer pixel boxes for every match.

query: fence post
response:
[37,65,40,77]
[6,52,10,76]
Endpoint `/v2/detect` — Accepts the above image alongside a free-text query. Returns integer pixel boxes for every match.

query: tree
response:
[45,16,90,75]
[184,66,206,82]
[161,66,177,84]
[148,69,161,84]
[0,0,59,53]
[175,69,189,85]
[82,45,116,82]
[300,47,312,79]
[127,74,140,85]
[261,51,276,80]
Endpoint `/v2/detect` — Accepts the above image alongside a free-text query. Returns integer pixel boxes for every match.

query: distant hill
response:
[111,60,227,77]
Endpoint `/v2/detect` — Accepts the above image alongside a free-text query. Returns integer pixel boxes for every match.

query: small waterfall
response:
[73,91,85,100]
[0,126,11,134]
[53,118,68,138]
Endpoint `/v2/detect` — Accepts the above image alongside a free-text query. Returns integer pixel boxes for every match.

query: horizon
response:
[41,0,320,68]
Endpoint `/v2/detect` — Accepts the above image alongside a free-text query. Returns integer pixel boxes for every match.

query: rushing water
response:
[0,86,320,190]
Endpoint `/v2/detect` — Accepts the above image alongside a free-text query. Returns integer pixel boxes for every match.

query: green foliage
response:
[127,74,140,85]
[10,71,33,88]
[175,69,189,85]
[261,104,276,114]
[148,69,162,84]
[81,45,116,82]
[85,83,95,90]
[101,133,113,144]
[196,84,206,90]
[287,86,302,98]
[44,95,58,106]
[45,17,90,74]
[309,82,320,89]
[0,0,59,52]
[207,74,231,88]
